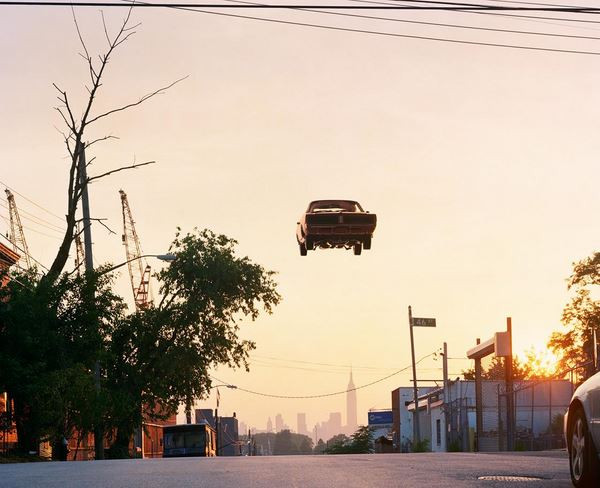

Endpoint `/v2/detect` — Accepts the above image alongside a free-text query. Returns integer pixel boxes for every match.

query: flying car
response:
[296,200,377,256]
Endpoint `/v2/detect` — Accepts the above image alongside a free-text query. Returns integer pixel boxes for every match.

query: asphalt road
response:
[0,452,572,488]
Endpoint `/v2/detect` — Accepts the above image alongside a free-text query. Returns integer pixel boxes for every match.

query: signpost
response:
[408,306,436,447]
[412,318,436,328]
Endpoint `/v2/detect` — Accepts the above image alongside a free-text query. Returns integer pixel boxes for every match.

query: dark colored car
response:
[564,371,600,487]
[296,200,377,256]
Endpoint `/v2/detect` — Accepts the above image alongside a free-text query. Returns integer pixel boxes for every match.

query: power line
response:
[111,0,600,56]
[380,0,600,26]
[0,180,64,222]
[251,354,405,371]
[0,232,50,272]
[211,351,439,399]
[342,0,600,35]
[0,201,65,234]
[0,214,64,241]
[223,0,600,42]
[4,1,600,10]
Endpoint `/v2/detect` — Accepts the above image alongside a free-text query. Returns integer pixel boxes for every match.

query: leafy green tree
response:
[0,269,122,454]
[349,425,373,454]
[103,228,281,455]
[0,229,280,456]
[297,436,313,454]
[462,356,532,381]
[314,438,326,454]
[548,252,600,381]
[325,427,373,454]
[326,433,349,448]
[273,429,296,455]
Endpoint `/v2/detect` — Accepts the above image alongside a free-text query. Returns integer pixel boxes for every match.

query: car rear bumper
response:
[307,226,374,236]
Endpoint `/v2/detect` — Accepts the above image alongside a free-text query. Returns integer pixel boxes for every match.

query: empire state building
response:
[346,370,358,433]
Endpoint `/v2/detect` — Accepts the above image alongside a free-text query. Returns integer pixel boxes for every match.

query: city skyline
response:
[232,372,360,441]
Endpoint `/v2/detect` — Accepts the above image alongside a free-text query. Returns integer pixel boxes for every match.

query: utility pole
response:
[78,143,104,461]
[215,407,219,457]
[408,305,420,445]
[505,317,514,451]
[442,342,449,451]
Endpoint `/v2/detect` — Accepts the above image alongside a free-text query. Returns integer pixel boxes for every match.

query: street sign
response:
[412,317,436,327]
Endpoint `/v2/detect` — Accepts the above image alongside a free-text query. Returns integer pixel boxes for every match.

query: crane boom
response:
[5,189,32,271]
[119,190,152,310]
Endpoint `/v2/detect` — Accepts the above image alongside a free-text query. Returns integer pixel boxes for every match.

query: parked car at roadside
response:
[296,200,377,256]
[564,371,600,487]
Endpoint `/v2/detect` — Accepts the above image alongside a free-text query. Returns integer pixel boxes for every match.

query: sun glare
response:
[523,346,561,378]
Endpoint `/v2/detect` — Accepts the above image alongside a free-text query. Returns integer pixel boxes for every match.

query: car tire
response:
[306,239,314,251]
[363,237,372,250]
[569,407,600,487]
[353,243,362,256]
[299,243,307,256]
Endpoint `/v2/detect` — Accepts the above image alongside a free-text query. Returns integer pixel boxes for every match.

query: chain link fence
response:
[475,363,590,452]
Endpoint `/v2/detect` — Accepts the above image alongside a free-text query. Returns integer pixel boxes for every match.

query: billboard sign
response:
[368,410,393,426]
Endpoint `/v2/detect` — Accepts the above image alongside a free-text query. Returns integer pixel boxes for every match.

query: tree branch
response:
[85,135,119,149]
[86,77,188,126]
[76,217,117,235]
[87,161,156,184]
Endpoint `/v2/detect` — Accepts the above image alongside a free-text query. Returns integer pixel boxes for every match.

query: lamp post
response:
[213,384,236,457]
[184,383,236,426]
[102,253,176,275]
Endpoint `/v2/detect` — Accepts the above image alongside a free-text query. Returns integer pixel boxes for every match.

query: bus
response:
[163,422,217,457]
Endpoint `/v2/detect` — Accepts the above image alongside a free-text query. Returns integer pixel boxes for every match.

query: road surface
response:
[0,451,572,487]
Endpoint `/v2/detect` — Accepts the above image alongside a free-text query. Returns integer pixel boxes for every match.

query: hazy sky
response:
[2,2,600,434]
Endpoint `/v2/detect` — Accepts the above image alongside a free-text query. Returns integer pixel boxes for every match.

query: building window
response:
[436,419,441,447]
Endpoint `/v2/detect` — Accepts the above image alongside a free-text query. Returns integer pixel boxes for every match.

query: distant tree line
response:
[253,430,313,455]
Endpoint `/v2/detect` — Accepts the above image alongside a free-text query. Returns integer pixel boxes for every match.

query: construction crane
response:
[5,189,32,271]
[119,189,152,310]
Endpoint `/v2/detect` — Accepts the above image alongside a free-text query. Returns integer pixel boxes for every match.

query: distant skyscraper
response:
[329,412,342,435]
[346,370,358,433]
[297,413,307,435]
[275,413,284,433]
[267,417,273,433]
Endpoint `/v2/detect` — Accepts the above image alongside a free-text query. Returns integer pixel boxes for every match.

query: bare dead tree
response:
[43,7,186,284]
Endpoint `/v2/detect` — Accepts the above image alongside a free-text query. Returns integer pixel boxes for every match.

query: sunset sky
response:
[2,2,600,434]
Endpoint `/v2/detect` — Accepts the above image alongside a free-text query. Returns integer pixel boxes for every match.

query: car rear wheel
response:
[570,407,600,487]
[299,243,307,256]
[306,239,314,251]
[363,237,371,250]
[353,243,362,255]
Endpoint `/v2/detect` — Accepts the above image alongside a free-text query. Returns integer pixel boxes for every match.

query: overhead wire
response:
[0,180,64,223]
[5,0,600,10]
[222,0,600,43]
[251,354,404,371]
[0,214,64,241]
[105,0,600,56]
[249,359,438,375]
[0,202,65,234]
[380,0,600,31]
[211,350,440,399]
[0,232,50,272]
[346,0,600,36]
